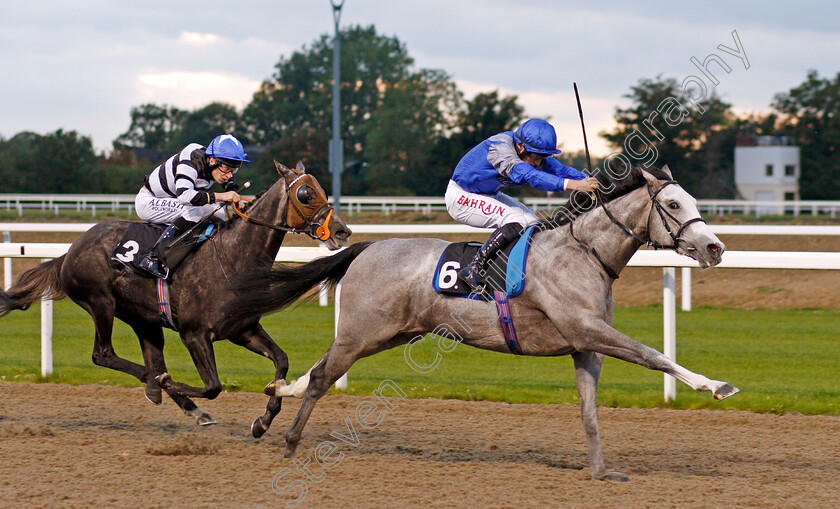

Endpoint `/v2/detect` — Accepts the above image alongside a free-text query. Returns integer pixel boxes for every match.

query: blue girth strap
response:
[157,278,178,331]
[494,290,523,355]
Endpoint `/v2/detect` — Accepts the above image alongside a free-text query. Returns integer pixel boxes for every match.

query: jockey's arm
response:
[214,191,241,204]
[543,159,599,192]
[508,162,567,192]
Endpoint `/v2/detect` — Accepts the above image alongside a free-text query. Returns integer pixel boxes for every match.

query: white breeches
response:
[135,187,225,224]
[445,180,539,229]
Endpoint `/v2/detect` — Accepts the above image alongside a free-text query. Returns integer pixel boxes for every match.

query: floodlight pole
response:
[329,0,345,212]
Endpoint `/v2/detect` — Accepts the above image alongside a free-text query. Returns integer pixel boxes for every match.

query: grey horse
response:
[223,165,739,481]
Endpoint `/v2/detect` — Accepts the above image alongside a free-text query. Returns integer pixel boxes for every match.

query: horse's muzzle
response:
[706,241,725,266]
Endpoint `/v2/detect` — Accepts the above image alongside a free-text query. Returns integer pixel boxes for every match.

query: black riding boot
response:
[137,217,195,279]
[458,222,523,290]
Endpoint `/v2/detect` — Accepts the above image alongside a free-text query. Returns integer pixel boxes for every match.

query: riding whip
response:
[573,83,593,173]
[573,82,598,202]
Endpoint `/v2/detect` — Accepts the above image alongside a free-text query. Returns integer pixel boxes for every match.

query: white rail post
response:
[3,231,10,290]
[41,258,53,377]
[681,267,692,311]
[663,267,676,401]
[334,280,348,390]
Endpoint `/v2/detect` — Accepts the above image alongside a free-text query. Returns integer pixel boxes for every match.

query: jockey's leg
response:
[458,222,523,289]
[456,194,538,290]
[137,216,196,279]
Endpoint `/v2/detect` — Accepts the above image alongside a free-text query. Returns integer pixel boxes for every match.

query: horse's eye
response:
[668,202,680,210]
[296,185,312,205]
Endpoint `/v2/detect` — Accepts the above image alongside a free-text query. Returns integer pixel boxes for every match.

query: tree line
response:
[2,25,839,199]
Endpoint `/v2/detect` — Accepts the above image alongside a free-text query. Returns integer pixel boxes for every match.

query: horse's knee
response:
[268,345,289,373]
[204,383,223,399]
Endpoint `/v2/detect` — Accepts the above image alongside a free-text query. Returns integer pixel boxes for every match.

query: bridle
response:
[568,84,705,275]
[231,176,334,241]
[599,179,706,251]
[565,179,706,280]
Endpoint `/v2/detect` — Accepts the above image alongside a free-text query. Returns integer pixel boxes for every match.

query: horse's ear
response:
[660,164,673,179]
[296,161,306,173]
[274,160,297,180]
[641,166,666,190]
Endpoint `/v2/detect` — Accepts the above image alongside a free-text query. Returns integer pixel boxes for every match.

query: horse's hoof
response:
[251,418,267,439]
[155,372,172,386]
[264,379,286,397]
[714,383,740,400]
[595,471,629,482]
[196,413,218,426]
[144,384,162,405]
[283,442,298,458]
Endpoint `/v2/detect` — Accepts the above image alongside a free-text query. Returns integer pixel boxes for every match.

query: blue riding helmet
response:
[206,134,250,163]
[513,119,562,155]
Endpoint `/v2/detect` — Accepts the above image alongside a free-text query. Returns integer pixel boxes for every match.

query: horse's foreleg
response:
[156,332,222,425]
[576,320,739,400]
[128,321,209,420]
[571,351,629,482]
[229,323,290,438]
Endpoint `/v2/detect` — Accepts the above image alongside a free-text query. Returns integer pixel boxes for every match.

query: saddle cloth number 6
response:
[438,261,461,290]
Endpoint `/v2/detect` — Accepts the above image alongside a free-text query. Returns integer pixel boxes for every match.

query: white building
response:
[734,136,800,205]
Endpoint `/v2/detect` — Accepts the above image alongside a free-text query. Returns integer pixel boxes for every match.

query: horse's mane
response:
[540,166,671,228]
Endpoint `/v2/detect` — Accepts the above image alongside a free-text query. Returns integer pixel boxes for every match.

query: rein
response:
[232,197,293,232]
[568,84,705,278]
[231,195,333,240]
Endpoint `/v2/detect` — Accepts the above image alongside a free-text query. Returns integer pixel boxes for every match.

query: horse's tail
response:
[220,242,374,335]
[0,255,66,317]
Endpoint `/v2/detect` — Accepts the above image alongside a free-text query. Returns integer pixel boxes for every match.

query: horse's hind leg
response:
[129,322,166,405]
[281,341,364,458]
[81,298,149,383]
[228,323,289,438]
[572,351,629,482]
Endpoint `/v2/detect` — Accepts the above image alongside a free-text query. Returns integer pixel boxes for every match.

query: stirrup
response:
[457,264,483,290]
[138,254,170,280]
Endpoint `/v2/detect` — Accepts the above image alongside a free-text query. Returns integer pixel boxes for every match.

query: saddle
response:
[111,217,222,278]
[432,226,538,301]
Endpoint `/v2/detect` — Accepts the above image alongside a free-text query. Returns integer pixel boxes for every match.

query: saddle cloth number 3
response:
[115,240,140,263]
[438,261,461,289]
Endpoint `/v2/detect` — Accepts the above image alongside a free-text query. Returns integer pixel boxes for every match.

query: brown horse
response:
[0,161,350,430]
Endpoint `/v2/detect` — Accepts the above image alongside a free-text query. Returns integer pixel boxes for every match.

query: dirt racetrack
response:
[1,383,838,508]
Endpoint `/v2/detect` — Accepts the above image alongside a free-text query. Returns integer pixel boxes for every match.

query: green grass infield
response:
[1,300,837,415]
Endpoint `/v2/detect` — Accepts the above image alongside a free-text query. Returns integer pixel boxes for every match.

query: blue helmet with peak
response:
[513,119,562,156]
[206,134,250,163]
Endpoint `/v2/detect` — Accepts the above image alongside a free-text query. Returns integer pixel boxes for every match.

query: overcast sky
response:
[2,1,838,157]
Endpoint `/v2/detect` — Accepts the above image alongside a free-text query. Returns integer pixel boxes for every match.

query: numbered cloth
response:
[111,221,218,277]
[432,226,538,300]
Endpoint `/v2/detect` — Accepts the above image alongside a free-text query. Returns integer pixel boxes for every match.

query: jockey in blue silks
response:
[445,118,599,289]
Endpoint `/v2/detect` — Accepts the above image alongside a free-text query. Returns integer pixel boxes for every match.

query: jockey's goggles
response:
[218,158,243,172]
